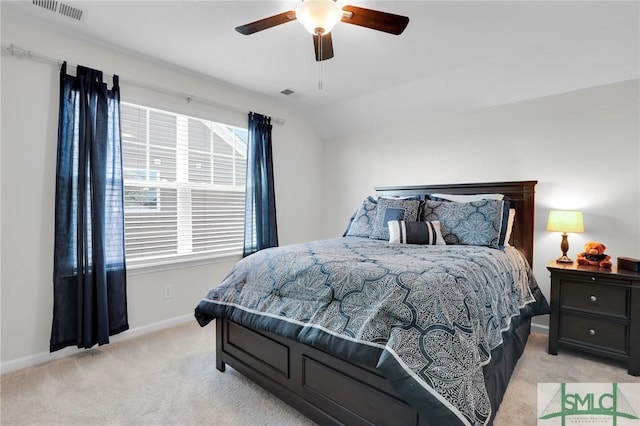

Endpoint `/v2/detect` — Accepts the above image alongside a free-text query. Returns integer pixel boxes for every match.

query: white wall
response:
[0,13,324,370]
[322,79,640,329]
[2,3,638,370]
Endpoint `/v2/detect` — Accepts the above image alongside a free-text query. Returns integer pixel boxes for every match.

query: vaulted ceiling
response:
[4,1,639,139]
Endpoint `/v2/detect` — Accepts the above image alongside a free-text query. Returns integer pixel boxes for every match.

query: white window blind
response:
[121,102,247,267]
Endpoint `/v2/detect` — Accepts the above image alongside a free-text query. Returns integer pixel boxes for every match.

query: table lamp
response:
[546,210,584,263]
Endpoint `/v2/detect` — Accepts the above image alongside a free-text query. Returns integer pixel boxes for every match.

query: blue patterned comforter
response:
[195,237,548,425]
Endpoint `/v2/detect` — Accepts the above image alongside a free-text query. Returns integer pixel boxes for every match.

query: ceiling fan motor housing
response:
[295,0,342,35]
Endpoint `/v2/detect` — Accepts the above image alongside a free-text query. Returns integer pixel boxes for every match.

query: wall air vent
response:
[32,0,86,21]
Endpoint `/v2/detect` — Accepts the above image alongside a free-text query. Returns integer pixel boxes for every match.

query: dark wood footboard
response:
[216,315,533,425]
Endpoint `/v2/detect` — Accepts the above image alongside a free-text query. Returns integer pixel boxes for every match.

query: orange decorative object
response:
[576,241,613,268]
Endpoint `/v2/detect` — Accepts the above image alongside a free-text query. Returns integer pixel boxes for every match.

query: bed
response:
[194,180,549,426]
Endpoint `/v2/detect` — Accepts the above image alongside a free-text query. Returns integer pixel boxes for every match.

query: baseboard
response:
[1,313,194,375]
[2,315,550,375]
[531,322,549,335]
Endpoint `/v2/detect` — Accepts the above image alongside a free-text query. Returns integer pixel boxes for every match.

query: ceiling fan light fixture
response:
[295,0,342,35]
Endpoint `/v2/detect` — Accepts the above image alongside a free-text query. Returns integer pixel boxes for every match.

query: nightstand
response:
[547,261,640,376]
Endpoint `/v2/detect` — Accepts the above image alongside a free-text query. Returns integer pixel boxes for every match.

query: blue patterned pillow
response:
[345,196,378,237]
[423,199,510,248]
[370,198,421,240]
[388,220,446,245]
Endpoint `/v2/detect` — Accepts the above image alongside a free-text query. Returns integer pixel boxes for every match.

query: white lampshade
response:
[547,210,584,263]
[296,0,342,35]
[546,210,584,233]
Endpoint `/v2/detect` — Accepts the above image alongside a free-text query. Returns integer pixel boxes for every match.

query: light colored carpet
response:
[2,321,638,425]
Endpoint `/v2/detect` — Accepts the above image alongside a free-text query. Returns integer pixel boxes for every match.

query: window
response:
[121,102,247,267]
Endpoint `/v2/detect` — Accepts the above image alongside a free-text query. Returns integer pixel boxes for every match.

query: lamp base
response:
[556,255,573,263]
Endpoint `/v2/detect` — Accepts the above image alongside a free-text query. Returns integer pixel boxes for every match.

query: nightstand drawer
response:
[561,281,628,319]
[560,313,627,354]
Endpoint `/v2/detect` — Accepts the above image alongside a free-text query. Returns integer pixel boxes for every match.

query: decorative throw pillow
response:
[423,199,510,248]
[388,220,446,245]
[345,196,378,237]
[370,198,421,241]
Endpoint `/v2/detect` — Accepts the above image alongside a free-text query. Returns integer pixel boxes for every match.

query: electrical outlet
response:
[163,284,175,299]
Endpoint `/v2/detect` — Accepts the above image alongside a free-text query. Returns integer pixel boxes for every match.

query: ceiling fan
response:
[235,0,410,61]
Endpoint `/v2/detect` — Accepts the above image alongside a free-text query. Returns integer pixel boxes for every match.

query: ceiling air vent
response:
[32,0,86,21]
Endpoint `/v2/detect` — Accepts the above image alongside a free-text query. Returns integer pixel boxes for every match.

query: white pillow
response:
[504,208,516,246]
[430,193,504,202]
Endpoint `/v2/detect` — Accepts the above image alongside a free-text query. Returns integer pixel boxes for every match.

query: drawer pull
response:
[589,329,596,336]
[590,295,597,302]
[591,277,596,281]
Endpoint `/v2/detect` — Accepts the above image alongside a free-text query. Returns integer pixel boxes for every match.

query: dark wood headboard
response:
[375,180,537,266]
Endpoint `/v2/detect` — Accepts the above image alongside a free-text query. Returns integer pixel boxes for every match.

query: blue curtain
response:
[243,112,278,256]
[50,62,129,352]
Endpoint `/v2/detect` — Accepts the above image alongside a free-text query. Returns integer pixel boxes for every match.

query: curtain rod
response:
[2,43,285,125]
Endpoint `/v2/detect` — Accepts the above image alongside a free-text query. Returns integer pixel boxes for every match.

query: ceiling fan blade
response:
[313,32,334,61]
[341,5,409,35]
[235,11,296,35]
